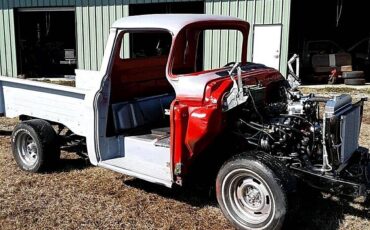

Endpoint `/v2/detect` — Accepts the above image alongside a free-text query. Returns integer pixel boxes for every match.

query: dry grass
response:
[0,118,230,230]
[1,87,370,230]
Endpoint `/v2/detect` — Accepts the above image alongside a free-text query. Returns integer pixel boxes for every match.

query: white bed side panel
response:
[0,78,88,136]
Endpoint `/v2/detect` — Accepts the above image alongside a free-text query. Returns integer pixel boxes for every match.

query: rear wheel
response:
[11,119,60,172]
[216,151,294,230]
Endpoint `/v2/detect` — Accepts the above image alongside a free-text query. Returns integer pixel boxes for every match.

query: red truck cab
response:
[96,14,283,185]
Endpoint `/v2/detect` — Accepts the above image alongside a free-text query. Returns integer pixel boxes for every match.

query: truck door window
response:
[172,29,243,75]
[111,30,174,102]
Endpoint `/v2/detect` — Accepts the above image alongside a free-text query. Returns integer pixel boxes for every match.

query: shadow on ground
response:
[41,152,91,173]
[125,178,370,230]
[124,178,217,208]
[0,130,12,136]
[52,157,91,172]
[285,187,370,230]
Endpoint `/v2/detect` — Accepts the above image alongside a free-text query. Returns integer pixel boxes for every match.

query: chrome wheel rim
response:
[222,169,275,227]
[16,131,38,166]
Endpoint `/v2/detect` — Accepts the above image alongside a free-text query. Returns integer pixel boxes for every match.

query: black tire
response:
[344,78,366,85]
[342,71,364,79]
[11,119,60,172]
[216,151,295,230]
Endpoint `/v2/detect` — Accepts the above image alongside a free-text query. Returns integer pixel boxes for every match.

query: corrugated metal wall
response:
[0,0,17,77]
[0,0,291,77]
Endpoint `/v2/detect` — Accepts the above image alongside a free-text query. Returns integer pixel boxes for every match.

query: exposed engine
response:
[231,81,367,180]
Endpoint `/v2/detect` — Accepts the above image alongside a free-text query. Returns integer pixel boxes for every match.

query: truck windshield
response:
[119,31,172,59]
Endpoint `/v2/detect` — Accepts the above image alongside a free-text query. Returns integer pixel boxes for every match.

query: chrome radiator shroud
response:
[325,95,361,164]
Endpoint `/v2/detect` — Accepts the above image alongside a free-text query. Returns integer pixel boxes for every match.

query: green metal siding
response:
[0,0,17,77]
[204,0,291,74]
[280,0,291,75]
[0,0,291,77]
[0,1,7,76]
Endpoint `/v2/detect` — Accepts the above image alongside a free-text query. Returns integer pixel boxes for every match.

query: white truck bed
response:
[0,76,89,136]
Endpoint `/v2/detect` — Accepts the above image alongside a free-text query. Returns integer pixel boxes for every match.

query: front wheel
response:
[216,151,294,230]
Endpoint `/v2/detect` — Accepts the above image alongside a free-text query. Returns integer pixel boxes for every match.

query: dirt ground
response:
[1,88,370,230]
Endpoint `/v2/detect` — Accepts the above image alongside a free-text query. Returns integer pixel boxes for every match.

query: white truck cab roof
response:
[111,14,243,34]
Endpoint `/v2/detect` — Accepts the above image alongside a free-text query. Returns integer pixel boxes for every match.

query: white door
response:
[252,25,282,70]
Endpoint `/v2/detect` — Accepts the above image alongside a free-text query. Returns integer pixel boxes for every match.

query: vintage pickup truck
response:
[0,14,369,230]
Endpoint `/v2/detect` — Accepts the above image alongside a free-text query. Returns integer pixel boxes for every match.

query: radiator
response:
[339,106,361,163]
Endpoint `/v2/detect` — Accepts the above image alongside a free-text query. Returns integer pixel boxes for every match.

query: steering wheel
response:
[224,62,236,67]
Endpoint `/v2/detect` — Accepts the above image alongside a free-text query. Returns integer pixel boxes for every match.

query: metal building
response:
[0,0,291,78]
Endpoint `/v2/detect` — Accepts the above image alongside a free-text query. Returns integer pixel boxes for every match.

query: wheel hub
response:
[223,169,275,226]
[245,185,262,209]
[16,131,38,166]
[26,143,37,159]
[237,179,267,212]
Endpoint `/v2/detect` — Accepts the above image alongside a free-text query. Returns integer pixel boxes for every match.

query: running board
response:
[99,161,173,188]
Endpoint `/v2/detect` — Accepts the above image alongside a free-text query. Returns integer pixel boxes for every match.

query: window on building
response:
[15,8,76,78]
